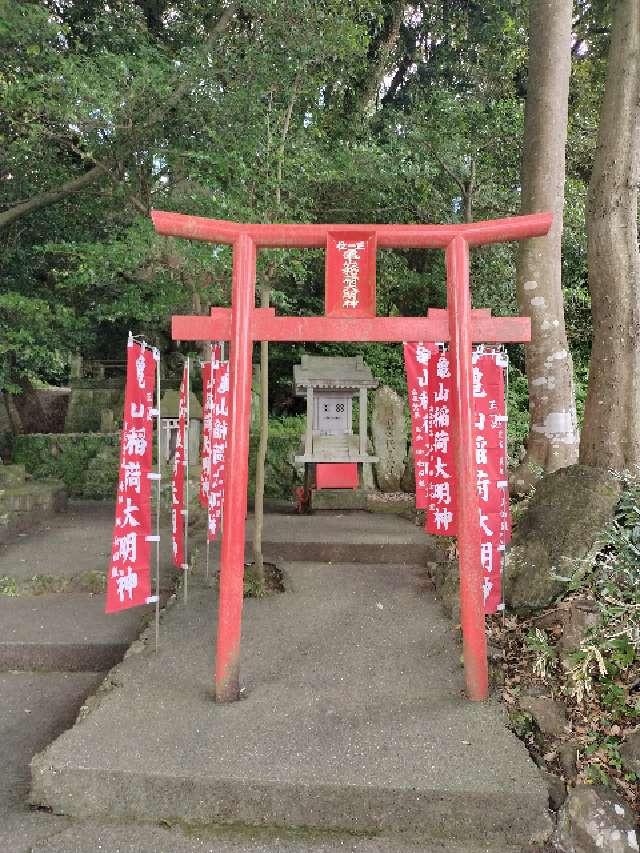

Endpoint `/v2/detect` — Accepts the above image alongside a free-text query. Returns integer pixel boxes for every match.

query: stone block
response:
[555,785,638,852]
[519,694,568,739]
[620,729,640,776]
[311,488,368,511]
[371,386,407,492]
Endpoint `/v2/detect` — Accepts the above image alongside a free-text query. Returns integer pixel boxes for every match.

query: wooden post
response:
[359,386,368,456]
[305,386,314,457]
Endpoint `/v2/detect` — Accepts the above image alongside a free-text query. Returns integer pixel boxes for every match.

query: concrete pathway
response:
[31,558,551,849]
[0,501,114,583]
[0,501,177,671]
[0,508,550,850]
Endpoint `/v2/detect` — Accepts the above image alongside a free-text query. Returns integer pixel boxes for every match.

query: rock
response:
[519,695,568,739]
[371,385,407,492]
[540,769,567,811]
[559,599,600,653]
[620,728,640,775]
[558,741,578,781]
[555,785,638,853]
[400,444,416,492]
[504,465,621,611]
[437,561,460,622]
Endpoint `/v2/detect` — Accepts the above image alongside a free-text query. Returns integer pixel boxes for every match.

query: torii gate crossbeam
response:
[151,210,551,704]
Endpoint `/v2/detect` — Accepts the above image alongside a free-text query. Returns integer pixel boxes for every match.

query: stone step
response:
[25,820,527,853]
[31,563,551,847]
[0,482,67,545]
[243,511,437,565]
[0,593,152,672]
[310,487,369,511]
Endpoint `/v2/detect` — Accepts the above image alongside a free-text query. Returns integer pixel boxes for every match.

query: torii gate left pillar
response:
[151,209,551,703]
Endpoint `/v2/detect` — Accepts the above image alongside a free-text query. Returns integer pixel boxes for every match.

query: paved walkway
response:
[0,507,550,851]
[32,557,551,849]
[0,501,114,583]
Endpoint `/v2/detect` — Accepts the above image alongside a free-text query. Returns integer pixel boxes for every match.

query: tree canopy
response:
[0,0,614,444]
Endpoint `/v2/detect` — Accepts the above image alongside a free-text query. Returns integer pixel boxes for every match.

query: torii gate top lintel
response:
[151,209,552,250]
[151,207,552,706]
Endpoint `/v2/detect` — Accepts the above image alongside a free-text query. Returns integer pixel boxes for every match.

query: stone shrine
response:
[293,355,377,508]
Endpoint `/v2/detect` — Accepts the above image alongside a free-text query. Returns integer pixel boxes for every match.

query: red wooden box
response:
[315,463,359,490]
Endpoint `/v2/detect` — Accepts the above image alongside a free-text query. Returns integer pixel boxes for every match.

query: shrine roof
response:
[294,355,377,394]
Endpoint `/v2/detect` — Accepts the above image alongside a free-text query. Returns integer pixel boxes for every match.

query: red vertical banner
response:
[472,351,510,613]
[325,231,377,317]
[208,358,229,542]
[199,346,220,508]
[403,342,438,509]
[405,344,510,614]
[106,338,158,613]
[171,363,188,569]
[426,349,457,536]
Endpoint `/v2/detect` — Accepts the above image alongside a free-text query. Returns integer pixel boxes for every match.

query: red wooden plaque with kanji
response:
[325,231,376,318]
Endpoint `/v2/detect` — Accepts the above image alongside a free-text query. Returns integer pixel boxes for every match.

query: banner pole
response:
[184,358,190,604]
[155,350,161,652]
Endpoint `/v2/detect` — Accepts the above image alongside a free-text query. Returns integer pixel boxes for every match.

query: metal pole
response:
[215,233,256,702]
[446,236,488,701]
[155,349,161,653]
[184,358,190,604]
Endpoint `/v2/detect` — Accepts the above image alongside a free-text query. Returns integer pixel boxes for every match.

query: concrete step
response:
[24,820,528,853]
[31,563,551,848]
[0,593,152,672]
[0,481,67,545]
[243,511,437,564]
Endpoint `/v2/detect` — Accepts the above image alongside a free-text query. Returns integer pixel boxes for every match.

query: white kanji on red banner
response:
[171,363,188,569]
[404,344,511,613]
[403,342,438,510]
[106,337,157,613]
[208,359,229,542]
[199,346,220,508]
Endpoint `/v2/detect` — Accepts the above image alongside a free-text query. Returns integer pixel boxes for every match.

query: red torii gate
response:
[151,209,552,703]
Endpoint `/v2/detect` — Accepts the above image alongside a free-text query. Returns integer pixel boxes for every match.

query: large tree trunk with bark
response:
[514,0,578,482]
[580,0,640,471]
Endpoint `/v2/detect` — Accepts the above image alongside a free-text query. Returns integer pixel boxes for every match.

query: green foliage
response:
[508,709,535,741]
[247,421,303,501]
[563,479,640,718]
[0,576,17,597]
[0,0,612,435]
[525,628,557,680]
[13,433,120,498]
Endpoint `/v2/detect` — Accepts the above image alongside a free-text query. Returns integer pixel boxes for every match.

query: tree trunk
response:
[3,393,24,435]
[251,75,299,583]
[514,0,578,479]
[0,166,105,231]
[580,0,640,471]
